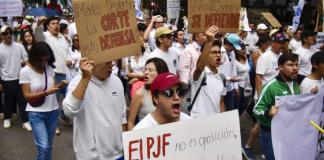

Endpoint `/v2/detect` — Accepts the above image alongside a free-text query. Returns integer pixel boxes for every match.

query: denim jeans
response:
[29,110,59,160]
[259,128,275,160]
[54,73,68,119]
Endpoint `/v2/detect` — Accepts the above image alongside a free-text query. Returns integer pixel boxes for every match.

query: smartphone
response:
[55,80,68,88]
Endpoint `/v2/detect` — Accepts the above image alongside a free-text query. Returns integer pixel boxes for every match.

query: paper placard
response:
[188,0,241,33]
[0,0,24,17]
[122,110,242,160]
[72,0,141,64]
[261,12,282,28]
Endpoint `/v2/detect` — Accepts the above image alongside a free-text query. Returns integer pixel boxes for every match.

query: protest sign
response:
[72,0,141,64]
[261,12,282,28]
[123,110,242,160]
[272,88,324,160]
[188,0,241,33]
[167,0,180,21]
[0,0,24,17]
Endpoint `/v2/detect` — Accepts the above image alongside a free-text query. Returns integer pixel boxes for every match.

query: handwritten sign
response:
[261,12,282,28]
[0,0,24,17]
[123,110,242,160]
[188,0,241,33]
[72,0,141,64]
[167,0,180,21]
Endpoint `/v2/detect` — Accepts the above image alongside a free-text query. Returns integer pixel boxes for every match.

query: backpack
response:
[187,72,227,113]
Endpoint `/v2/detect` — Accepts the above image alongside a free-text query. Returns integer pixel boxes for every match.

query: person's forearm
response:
[193,41,213,81]
[143,20,154,42]
[72,76,91,100]
[255,75,263,96]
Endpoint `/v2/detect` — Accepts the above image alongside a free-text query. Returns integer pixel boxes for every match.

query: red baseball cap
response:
[150,72,181,95]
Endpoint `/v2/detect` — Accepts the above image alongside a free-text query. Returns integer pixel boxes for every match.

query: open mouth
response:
[172,103,181,114]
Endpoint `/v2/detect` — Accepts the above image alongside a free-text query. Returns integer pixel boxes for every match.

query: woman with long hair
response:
[66,34,81,81]
[20,29,36,52]
[127,58,169,130]
[19,41,67,160]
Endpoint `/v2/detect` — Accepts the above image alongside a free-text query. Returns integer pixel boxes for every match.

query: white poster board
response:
[272,89,324,160]
[167,0,180,21]
[123,110,242,160]
[0,0,24,17]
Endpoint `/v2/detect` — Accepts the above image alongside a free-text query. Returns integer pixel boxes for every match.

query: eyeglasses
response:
[160,34,172,39]
[143,67,156,72]
[160,87,186,98]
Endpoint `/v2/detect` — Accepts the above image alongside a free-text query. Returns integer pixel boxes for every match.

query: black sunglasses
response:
[160,87,186,98]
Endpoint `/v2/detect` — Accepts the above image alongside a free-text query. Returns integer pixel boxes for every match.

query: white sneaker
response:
[3,119,11,128]
[22,122,32,131]
[55,128,61,135]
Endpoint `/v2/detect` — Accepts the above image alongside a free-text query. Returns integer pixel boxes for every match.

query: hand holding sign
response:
[79,58,94,80]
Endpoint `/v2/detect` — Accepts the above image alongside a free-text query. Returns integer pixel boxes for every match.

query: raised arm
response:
[62,58,94,117]
[193,25,219,81]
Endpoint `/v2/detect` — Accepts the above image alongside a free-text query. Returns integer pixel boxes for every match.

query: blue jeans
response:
[54,73,68,118]
[29,110,59,160]
[259,128,275,160]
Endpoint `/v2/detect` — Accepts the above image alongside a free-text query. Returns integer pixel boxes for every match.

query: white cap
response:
[155,15,164,23]
[0,25,10,33]
[257,23,268,30]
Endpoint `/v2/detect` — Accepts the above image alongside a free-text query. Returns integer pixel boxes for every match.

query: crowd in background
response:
[0,10,323,160]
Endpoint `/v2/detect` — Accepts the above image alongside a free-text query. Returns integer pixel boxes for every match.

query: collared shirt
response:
[190,67,226,118]
[219,47,238,91]
[35,27,69,74]
[172,42,186,55]
[178,41,201,83]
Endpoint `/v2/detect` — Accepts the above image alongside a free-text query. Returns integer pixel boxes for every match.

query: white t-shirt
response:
[246,31,259,53]
[256,50,281,85]
[126,53,149,73]
[296,47,319,76]
[148,29,156,51]
[19,65,59,112]
[288,38,302,54]
[190,67,226,118]
[133,112,191,130]
[66,48,81,81]
[219,47,238,91]
[0,42,28,81]
[300,77,324,94]
[149,47,179,75]
[235,60,250,88]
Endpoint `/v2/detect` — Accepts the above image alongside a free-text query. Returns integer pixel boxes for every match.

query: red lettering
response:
[162,133,171,156]
[152,135,161,158]
[128,140,139,160]
[147,137,154,159]
[117,10,130,28]
[192,14,201,28]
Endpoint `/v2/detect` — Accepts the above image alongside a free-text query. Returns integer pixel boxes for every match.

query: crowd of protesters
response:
[0,10,323,160]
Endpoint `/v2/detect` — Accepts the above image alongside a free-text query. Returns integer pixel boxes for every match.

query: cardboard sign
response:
[188,0,241,33]
[0,0,24,17]
[122,110,242,160]
[261,12,282,28]
[72,0,141,64]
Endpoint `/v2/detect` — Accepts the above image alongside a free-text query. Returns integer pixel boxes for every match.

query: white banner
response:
[167,0,180,21]
[122,110,242,160]
[0,0,24,17]
[272,89,324,160]
[291,0,305,33]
